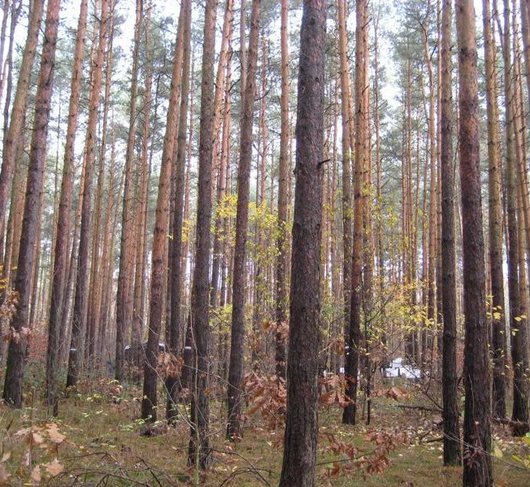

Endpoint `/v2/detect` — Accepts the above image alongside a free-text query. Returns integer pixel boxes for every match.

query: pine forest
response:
[0,0,530,485]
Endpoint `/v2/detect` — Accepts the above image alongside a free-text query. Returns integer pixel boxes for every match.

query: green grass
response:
[0,377,528,486]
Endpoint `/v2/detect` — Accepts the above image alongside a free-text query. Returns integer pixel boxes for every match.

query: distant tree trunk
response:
[131,4,153,375]
[226,0,260,441]
[66,0,110,388]
[337,0,353,360]
[278,2,325,485]
[141,1,186,422]
[343,0,368,426]
[275,0,289,381]
[166,0,191,423]
[455,0,493,484]
[115,0,143,383]
[483,0,506,419]
[210,0,234,309]
[440,0,460,466]
[0,0,43,233]
[501,0,528,437]
[187,0,217,469]
[86,22,114,367]
[45,0,87,415]
[520,0,530,105]
[2,0,60,407]
[1,0,22,150]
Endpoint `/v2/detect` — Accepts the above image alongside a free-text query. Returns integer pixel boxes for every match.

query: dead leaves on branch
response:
[157,352,183,379]
[322,429,409,481]
[244,372,286,430]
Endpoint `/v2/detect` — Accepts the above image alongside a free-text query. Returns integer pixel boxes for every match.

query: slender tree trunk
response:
[456,0,493,483]
[3,0,60,407]
[337,0,353,364]
[0,0,43,230]
[279,2,325,485]
[166,0,192,423]
[131,3,153,376]
[210,0,234,308]
[440,0,461,465]
[45,0,88,414]
[66,0,110,388]
[187,0,217,469]
[483,0,507,420]
[226,0,260,441]
[115,0,143,382]
[141,1,186,422]
[275,0,289,381]
[343,0,368,426]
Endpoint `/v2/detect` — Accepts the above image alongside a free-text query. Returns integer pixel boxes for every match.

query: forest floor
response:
[0,370,529,486]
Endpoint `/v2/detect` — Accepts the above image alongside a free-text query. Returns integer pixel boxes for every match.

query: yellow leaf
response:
[493,445,503,458]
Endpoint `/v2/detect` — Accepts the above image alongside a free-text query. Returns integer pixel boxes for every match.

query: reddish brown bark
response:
[3,0,60,407]
[45,0,88,414]
[456,0,493,483]
[226,0,260,440]
[187,0,217,469]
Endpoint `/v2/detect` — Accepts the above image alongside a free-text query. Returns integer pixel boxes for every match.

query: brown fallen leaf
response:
[44,458,64,477]
[31,465,41,484]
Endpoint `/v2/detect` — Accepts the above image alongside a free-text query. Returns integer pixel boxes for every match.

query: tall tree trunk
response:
[3,0,60,407]
[66,0,110,388]
[502,0,528,436]
[226,0,260,441]
[210,0,234,308]
[343,0,368,426]
[440,0,461,465]
[279,2,325,485]
[166,0,191,423]
[337,0,353,366]
[45,0,88,414]
[483,0,507,420]
[131,3,153,376]
[187,0,217,469]
[0,0,43,231]
[115,0,143,382]
[141,1,186,422]
[456,0,493,483]
[275,0,289,381]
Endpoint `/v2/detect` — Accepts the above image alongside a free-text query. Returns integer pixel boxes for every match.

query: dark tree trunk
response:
[45,0,87,415]
[66,0,110,388]
[483,0,506,419]
[115,0,143,383]
[343,0,368,426]
[3,0,60,407]
[187,0,217,470]
[440,0,461,466]
[226,0,260,441]
[456,0,493,484]
[278,1,326,486]
[275,0,289,381]
[166,0,191,423]
[141,2,186,422]
[0,0,43,229]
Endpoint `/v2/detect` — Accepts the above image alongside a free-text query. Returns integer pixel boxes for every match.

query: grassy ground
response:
[0,375,529,486]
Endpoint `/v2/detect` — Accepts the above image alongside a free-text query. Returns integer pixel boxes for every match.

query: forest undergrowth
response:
[0,368,528,486]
